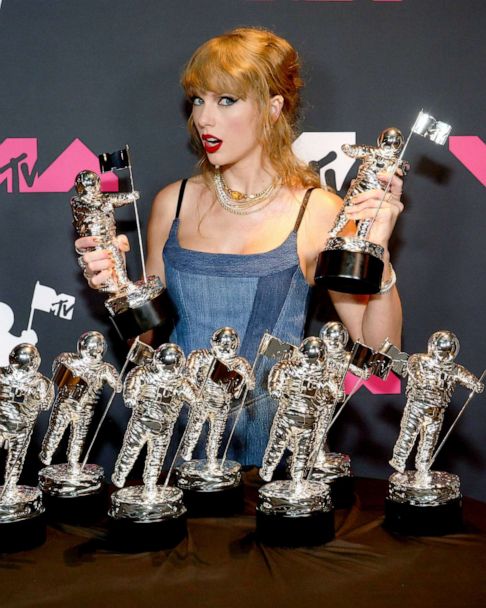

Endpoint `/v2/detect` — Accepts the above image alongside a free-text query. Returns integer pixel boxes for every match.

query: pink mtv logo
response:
[344,371,401,395]
[0,138,118,193]
[449,136,486,187]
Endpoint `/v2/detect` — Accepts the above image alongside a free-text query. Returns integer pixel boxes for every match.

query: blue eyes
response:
[219,96,237,106]
[191,95,238,107]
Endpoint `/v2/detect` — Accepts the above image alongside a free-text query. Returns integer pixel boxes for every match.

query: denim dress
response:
[163,180,313,465]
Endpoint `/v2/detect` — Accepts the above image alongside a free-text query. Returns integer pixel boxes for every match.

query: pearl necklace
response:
[213,168,281,215]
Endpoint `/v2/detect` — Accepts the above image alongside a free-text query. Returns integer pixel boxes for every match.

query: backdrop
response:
[1,0,485,499]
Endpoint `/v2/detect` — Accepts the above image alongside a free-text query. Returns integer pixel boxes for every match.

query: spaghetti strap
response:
[293,187,315,232]
[175,178,188,219]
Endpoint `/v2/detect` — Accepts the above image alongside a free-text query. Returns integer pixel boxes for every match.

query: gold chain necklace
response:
[213,168,281,215]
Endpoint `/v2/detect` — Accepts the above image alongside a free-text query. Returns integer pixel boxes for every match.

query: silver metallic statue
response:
[257,337,333,532]
[109,344,197,523]
[390,330,483,475]
[112,343,197,493]
[176,327,255,494]
[0,344,53,521]
[329,127,409,241]
[71,170,163,316]
[38,332,120,497]
[309,322,372,480]
[260,337,333,483]
[180,327,255,471]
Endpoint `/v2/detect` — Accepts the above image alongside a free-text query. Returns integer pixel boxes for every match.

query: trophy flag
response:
[411,111,452,145]
[97,144,147,283]
[98,147,130,173]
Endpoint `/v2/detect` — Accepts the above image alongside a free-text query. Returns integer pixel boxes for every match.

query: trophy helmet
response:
[378,127,404,151]
[299,336,326,364]
[77,331,106,360]
[427,330,460,363]
[75,170,101,195]
[210,327,240,358]
[153,343,185,372]
[319,322,349,353]
[9,343,41,372]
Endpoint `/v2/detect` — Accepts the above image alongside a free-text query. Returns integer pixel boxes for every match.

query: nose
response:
[195,100,216,129]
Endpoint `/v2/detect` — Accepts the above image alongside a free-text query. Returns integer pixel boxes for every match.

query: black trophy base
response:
[43,486,108,526]
[182,483,244,518]
[330,476,355,509]
[383,497,463,536]
[0,514,47,553]
[315,249,384,295]
[107,513,187,552]
[256,509,335,548]
[110,289,174,341]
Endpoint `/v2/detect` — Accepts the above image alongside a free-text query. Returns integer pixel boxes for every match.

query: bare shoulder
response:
[305,187,343,224]
[297,187,343,254]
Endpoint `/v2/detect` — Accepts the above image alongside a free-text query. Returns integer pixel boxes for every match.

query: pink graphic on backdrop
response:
[0,138,118,193]
[449,136,486,187]
[344,371,401,395]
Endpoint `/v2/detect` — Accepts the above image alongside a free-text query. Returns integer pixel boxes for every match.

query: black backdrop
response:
[0,0,485,499]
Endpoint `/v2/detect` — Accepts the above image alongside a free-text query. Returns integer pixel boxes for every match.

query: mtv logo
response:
[293,132,357,191]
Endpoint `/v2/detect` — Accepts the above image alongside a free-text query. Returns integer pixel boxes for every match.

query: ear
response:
[269,95,284,121]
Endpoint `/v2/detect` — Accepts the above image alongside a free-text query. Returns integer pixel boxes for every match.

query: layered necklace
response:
[213,168,281,215]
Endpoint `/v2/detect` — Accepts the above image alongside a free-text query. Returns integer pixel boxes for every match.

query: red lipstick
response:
[202,133,222,153]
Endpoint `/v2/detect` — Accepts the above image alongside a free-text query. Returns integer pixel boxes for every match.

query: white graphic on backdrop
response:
[293,132,357,191]
[0,302,38,366]
[28,281,76,329]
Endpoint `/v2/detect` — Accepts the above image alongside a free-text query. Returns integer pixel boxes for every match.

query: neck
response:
[219,156,276,194]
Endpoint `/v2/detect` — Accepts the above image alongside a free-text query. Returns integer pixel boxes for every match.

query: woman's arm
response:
[299,174,404,349]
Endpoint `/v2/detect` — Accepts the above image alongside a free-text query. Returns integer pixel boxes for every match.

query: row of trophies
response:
[2,108,482,552]
[0,323,483,552]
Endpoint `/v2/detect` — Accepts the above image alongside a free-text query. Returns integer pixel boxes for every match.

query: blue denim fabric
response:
[163,218,311,465]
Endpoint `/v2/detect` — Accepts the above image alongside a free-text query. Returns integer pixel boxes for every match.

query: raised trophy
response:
[384,330,484,536]
[72,145,174,340]
[256,337,335,547]
[0,344,54,552]
[38,331,120,523]
[108,344,197,551]
[175,328,255,516]
[315,112,452,294]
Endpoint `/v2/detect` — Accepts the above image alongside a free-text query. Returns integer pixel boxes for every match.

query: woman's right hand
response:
[75,235,130,290]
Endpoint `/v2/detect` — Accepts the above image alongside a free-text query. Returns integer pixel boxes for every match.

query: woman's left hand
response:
[344,172,404,249]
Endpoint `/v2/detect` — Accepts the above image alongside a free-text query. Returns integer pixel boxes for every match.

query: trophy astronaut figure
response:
[38,331,120,501]
[108,344,196,549]
[0,344,53,550]
[72,170,140,297]
[72,170,167,339]
[385,330,484,536]
[260,337,334,483]
[111,343,197,497]
[308,322,372,496]
[389,330,483,474]
[330,128,409,241]
[257,337,334,546]
[176,327,255,497]
[315,127,409,294]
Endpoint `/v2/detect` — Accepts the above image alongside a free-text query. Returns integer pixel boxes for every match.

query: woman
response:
[76,27,403,464]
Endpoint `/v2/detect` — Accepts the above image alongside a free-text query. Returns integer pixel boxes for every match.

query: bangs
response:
[181,40,265,100]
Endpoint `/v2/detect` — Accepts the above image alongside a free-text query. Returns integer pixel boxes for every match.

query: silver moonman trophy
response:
[38,331,120,523]
[256,337,335,547]
[305,322,374,507]
[384,330,484,536]
[72,146,174,340]
[0,344,54,552]
[108,344,196,551]
[315,112,452,294]
[175,327,255,516]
